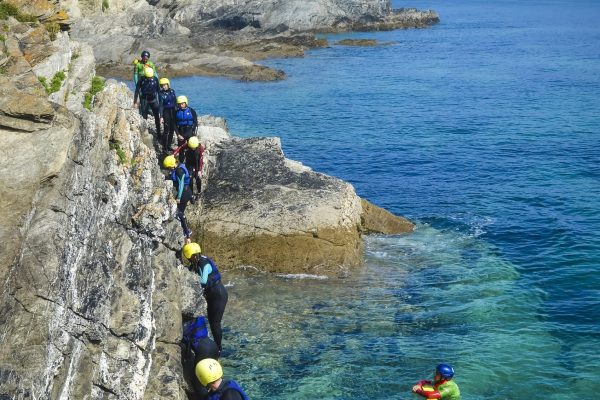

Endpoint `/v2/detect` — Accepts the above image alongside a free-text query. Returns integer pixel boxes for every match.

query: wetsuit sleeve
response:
[175,167,185,200]
[191,108,198,128]
[199,260,213,286]
[173,143,187,156]
[158,92,164,117]
[133,63,139,85]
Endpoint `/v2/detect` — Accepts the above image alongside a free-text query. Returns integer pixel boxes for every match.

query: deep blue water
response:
[169,0,600,398]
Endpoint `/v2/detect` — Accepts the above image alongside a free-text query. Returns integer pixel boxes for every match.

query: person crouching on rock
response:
[158,77,177,154]
[195,359,248,400]
[163,155,193,239]
[182,242,228,355]
[178,136,204,203]
[133,67,161,138]
[182,316,220,400]
[175,96,198,161]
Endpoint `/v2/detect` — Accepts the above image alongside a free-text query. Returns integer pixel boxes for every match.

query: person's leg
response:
[206,284,228,352]
[163,110,175,151]
[149,102,161,136]
[176,187,192,237]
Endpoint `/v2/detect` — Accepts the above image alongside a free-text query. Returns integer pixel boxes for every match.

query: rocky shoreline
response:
[67,1,439,81]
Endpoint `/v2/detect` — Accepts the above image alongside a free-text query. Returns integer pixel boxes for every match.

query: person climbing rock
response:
[158,77,177,153]
[182,316,220,400]
[195,359,248,400]
[175,95,198,160]
[163,155,192,239]
[179,136,204,202]
[133,50,158,85]
[133,67,161,137]
[182,243,228,354]
[412,364,461,400]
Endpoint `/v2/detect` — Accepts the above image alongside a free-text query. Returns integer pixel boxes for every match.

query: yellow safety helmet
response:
[163,155,177,169]
[133,58,139,65]
[182,242,201,260]
[188,136,200,150]
[177,95,188,105]
[195,359,223,387]
[144,67,154,78]
[159,78,170,86]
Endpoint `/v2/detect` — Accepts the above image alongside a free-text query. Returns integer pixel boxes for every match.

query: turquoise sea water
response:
[169,0,599,398]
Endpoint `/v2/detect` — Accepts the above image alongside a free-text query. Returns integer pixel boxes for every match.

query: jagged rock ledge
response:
[188,119,414,277]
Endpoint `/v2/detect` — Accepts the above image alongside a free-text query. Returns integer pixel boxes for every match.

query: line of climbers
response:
[131,50,247,400]
[131,50,461,400]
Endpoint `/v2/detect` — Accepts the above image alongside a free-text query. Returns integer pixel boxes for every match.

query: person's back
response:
[435,379,460,400]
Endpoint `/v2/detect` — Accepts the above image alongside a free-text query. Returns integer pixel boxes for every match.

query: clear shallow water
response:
[170,0,599,398]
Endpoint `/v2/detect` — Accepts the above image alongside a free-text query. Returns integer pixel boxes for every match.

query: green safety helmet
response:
[188,136,200,150]
[182,242,201,259]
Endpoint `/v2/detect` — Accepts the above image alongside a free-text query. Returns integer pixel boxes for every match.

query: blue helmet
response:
[436,364,454,379]
[141,50,150,58]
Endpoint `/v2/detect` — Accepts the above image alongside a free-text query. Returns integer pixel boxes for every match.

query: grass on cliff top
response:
[83,76,105,110]
[0,1,37,23]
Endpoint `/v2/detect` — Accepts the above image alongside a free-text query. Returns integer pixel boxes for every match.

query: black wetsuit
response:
[134,76,161,136]
[159,88,177,152]
[192,255,228,352]
[165,165,192,238]
[182,336,220,400]
[184,145,204,197]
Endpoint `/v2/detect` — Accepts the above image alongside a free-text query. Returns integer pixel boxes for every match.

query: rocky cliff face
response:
[0,75,205,398]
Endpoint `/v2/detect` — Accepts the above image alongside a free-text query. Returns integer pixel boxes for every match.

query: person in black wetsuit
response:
[158,77,177,153]
[182,316,220,400]
[195,359,248,400]
[184,136,204,201]
[133,67,161,137]
[182,242,228,355]
[163,154,192,239]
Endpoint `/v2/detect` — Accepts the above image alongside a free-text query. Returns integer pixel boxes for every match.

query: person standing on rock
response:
[133,50,158,85]
[174,136,204,203]
[133,67,161,137]
[175,96,198,160]
[182,242,228,355]
[163,155,193,239]
[195,359,248,400]
[158,77,177,154]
